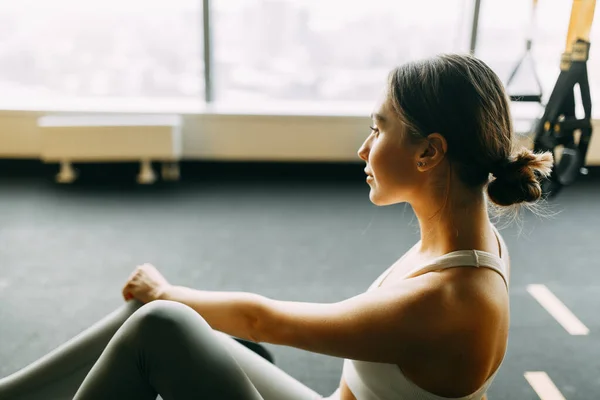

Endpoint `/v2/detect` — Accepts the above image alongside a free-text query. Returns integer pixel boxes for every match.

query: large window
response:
[0,0,203,101]
[476,0,600,115]
[212,0,473,105]
[0,0,598,116]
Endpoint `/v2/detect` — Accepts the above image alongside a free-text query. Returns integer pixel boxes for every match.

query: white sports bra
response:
[338,227,509,400]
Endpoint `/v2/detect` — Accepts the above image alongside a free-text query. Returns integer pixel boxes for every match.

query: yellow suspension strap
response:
[533,0,596,197]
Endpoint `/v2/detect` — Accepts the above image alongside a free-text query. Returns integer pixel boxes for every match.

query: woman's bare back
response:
[336,230,510,400]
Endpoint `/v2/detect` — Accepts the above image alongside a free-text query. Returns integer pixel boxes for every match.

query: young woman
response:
[0,54,552,400]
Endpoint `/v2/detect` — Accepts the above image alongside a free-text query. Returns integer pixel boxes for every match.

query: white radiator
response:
[37,114,183,184]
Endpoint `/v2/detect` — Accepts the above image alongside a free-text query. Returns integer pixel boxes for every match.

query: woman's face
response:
[357,97,424,206]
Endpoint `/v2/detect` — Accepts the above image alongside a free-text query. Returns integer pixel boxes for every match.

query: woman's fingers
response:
[122,282,133,301]
[122,267,142,300]
[122,263,170,303]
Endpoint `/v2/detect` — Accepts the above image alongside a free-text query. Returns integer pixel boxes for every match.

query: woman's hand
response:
[122,263,173,304]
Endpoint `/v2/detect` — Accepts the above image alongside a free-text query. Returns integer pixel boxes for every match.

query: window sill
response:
[0,96,564,121]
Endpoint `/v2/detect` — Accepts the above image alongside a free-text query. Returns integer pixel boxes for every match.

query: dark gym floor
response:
[1,160,599,399]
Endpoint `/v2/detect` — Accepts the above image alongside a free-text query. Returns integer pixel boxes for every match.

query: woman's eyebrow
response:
[370,112,386,124]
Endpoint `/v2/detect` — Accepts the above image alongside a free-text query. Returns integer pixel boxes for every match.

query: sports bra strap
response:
[405,250,509,290]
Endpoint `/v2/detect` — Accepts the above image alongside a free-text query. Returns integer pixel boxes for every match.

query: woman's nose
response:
[357,140,369,161]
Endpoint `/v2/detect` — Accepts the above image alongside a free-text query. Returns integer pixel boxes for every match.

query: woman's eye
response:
[369,126,380,136]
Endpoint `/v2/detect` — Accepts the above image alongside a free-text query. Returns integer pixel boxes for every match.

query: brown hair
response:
[387,53,553,207]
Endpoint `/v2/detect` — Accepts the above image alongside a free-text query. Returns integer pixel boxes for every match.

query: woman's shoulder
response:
[396,271,509,396]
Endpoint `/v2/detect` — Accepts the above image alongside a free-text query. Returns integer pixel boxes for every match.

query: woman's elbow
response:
[250,296,290,345]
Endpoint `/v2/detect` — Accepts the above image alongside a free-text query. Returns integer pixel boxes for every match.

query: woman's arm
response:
[160,277,455,364]
[122,262,446,362]
[123,264,496,364]
[159,285,265,342]
[123,264,454,362]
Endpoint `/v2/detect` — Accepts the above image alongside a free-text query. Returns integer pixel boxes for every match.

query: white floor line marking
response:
[524,371,566,400]
[527,284,589,335]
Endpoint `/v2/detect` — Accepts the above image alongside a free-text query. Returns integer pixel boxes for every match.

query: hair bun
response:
[487,149,554,206]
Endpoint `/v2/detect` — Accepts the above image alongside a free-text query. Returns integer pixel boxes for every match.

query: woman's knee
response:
[126,301,234,369]
[116,301,261,398]
[129,300,211,340]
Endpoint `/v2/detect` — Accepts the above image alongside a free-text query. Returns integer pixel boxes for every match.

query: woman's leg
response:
[0,300,144,400]
[73,300,265,400]
[2,299,326,400]
[211,331,324,400]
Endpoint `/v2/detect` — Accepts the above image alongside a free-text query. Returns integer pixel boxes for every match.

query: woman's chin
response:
[369,190,398,206]
[369,191,384,206]
[368,182,394,206]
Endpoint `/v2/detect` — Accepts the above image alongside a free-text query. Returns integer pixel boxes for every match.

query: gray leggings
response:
[0,300,326,400]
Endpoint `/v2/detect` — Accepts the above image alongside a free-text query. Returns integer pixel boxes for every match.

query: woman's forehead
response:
[371,97,393,121]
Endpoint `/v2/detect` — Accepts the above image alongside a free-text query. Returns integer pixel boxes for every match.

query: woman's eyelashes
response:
[369,126,380,136]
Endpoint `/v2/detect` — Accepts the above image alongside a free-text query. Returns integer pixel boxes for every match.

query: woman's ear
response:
[416,133,447,171]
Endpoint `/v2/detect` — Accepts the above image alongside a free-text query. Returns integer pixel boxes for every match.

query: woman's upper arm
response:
[255,277,450,363]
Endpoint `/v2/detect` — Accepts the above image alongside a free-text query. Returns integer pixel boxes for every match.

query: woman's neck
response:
[411,189,492,256]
